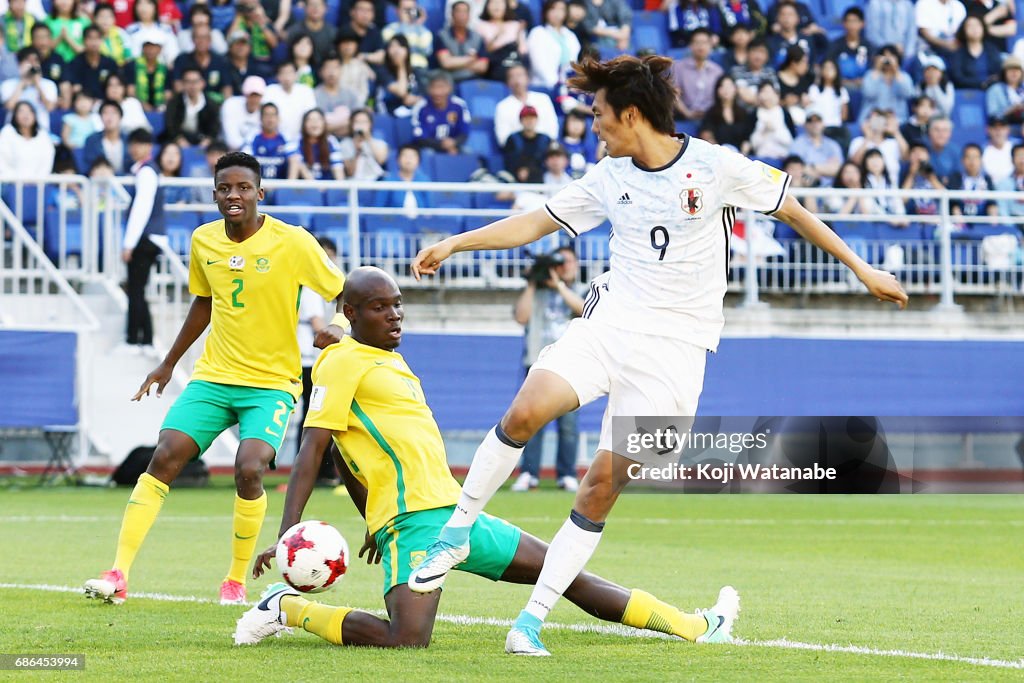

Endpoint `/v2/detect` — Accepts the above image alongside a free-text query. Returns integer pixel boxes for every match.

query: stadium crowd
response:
[0,0,1023,222]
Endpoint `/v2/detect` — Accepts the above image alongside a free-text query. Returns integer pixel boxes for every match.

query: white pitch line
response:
[1,583,1022,670]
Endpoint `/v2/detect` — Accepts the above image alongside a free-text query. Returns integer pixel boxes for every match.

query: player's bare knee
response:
[500,404,541,443]
[233,458,265,488]
[386,629,431,648]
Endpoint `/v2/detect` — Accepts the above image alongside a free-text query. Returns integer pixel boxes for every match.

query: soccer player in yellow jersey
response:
[233,267,738,649]
[85,152,346,606]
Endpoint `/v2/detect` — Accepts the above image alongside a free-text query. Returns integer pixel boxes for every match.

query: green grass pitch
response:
[1,479,1022,681]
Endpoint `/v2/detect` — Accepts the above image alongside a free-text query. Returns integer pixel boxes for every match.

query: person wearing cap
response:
[411,70,471,154]
[503,104,551,180]
[982,115,1014,182]
[226,2,280,66]
[860,44,914,123]
[221,75,265,151]
[225,29,268,95]
[494,62,559,146]
[985,55,1024,124]
[177,4,228,56]
[126,29,170,111]
[916,53,955,118]
[789,110,843,187]
[173,23,231,103]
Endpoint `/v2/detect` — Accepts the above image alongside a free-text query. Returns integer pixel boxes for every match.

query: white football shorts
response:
[529,317,708,453]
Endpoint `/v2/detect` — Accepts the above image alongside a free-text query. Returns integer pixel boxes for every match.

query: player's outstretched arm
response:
[772,195,909,309]
[132,296,212,400]
[411,207,561,279]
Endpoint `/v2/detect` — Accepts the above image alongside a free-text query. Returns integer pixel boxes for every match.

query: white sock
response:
[523,511,604,622]
[446,426,524,533]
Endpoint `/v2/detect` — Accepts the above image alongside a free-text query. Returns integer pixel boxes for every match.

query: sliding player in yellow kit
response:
[85,152,346,606]
[233,267,735,649]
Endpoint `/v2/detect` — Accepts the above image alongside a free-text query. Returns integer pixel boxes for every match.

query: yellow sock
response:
[621,590,708,642]
[281,595,352,645]
[225,492,267,585]
[113,472,169,578]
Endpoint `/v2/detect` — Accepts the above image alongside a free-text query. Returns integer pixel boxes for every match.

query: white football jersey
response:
[544,135,791,351]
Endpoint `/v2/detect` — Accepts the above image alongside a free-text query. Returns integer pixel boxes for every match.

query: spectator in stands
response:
[226,2,279,69]
[715,0,765,35]
[731,38,778,107]
[313,54,354,138]
[776,44,813,122]
[158,0,183,32]
[495,62,558,145]
[0,99,54,176]
[178,4,228,56]
[916,0,965,58]
[766,0,824,36]
[0,0,34,54]
[865,0,916,67]
[377,144,432,217]
[412,70,471,154]
[917,53,955,118]
[925,115,958,184]
[720,24,753,72]
[861,148,904,215]
[948,15,1002,90]
[127,30,169,112]
[225,30,266,95]
[665,0,722,50]
[750,82,794,161]
[221,74,264,151]
[339,108,389,180]
[94,3,134,65]
[995,143,1024,216]
[103,72,151,133]
[503,104,551,179]
[173,23,232,103]
[508,0,536,27]
[899,95,935,147]
[68,25,119,100]
[510,244,584,493]
[289,33,319,89]
[672,27,722,122]
[964,0,1018,52]
[860,45,914,123]
[340,0,385,66]
[825,160,866,214]
[825,7,873,88]
[156,141,192,204]
[47,157,84,211]
[286,108,345,180]
[477,0,527,82]
[900,142,944,218]
[264,60,318,140]
[162,66,222,148]
[1,47,58,132]
[376,34,424,117]
[563,0,593,50]
[559,110,596,175]
[334,32,376,114]
[985,55,1024,123]
[61,90,99,149]
[527,0,580,92]
[383,0,433,70]
[121,127,163,354]
[45,0,87,63]
[790,110,843,187]
[83,99,130,173]
[542,143,573,186]
[286,0,336,65]
[243,102,289,179]
[983,115,1014,181]
[782,154,819,212]
[949,143,999,220]
[264,0,292,39]
[849,108,907,186]
[126,0,178,65]
[30,23,70,107]
[436,0,489,82]
[582,0,631,51]
[806,59,849,147]
[702,74,752,152]
[767,1,817,67]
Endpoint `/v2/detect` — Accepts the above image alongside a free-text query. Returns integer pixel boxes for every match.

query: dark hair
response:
[128,128,154,145]
[300,109,332,175]
[912,94,935,110]
[860,148,887,178]
[961,143,982,157]
[51,0,79,18]
[189,3,212,20]
[288,33,317,67]
[541,0,565,25]
[782,154,804,169]
[775,0,799,15]
[277,59,298,73]
[181,66,205,80]
[11,101,38,137]
[132,0,155,22]
[818,58,841,95]
[1012,143,1024,157]
[207,141,229,156]
[780,44,806,71]
[157,141,183,176]
[94,2,115,16]
[398,143,420,159]
[15,46,39,62]
[908,141,929,154]
[260,101,279,117]
[214,151,261,184]
[833,161,863,189]
[688,27,713,44]
[83,24,103,40]
[351,107,374,126]
[317,236,337,253]
[878,44,900,58]
[704,74,747,128]
[842,6,864,20]
[54,157,78,174]
[88,157,114,174]
[560,109,588,137]
[103,71,126,98]
[748,38,768,52]
[384,34,412,75]
[957,14,987,45]
[31,22,52,36]
[566,55,676,136]
[480,0,516,22]
[99,98,123,118]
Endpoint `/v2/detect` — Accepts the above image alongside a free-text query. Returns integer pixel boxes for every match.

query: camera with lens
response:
[27,65,40,76]
[525,250,566,287]
[918,160,933,176]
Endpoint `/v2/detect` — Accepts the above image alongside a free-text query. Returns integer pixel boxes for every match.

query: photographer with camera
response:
[860,44,915,124]
[339,108,389,180]
[0,47,58,132]
[382,0,433,70]
[510,246,585,493]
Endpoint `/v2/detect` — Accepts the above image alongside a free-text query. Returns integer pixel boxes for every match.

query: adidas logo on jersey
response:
[617,193,632,205]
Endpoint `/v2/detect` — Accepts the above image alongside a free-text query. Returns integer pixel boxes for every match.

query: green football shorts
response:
[373,505,522,596]
[161,380,295,456]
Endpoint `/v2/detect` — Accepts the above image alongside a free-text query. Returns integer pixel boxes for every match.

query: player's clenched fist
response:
[411,239,455,280]
[859,269,909,309]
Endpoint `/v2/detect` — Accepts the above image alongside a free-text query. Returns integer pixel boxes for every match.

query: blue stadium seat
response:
[373,112,396,146]
[416,213,464,233]
[365,226,415,259]
[473,192,513,210]
[325,0,342,25]
[434,190,473,208]
[43,206,83,261]
[427,153,480,182]
[847,88,863,121]
[832,221,880,240]
[393,116,414,147]
[466,128,499,162]
[181,146,208,175]
[272,188,324,228]
[50,108,67,136]
[876,222,924,241]
[631,23,668,55]
[311,209,347,233]
[72,147,88,173]
[146,110,165,136]
[2,185,40,227]
[459,79,509,118]
[676,120,699,137]
[954,89,986,130]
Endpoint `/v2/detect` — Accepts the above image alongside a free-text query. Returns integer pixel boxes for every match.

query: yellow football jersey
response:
[188,214,345,397]
[305,336,462,534]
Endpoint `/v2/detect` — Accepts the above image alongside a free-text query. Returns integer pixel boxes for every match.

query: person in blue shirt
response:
[411,70,471,154]
[243,102,289,180]
[824,7,874,87]
[376,144,432,211]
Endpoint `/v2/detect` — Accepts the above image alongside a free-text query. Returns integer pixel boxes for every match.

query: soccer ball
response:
[276,521,349,593]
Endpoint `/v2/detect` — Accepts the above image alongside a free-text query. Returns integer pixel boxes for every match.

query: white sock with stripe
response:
[523,511,604,623]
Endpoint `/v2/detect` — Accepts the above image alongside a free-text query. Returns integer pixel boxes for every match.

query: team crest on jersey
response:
[229,256,245,270]
[256,257,270,273]
[410,550,426,569]
[447,111,459,125]
[680,188,704,216]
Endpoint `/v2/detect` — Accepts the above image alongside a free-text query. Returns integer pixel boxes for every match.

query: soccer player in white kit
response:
[409,55,909,655]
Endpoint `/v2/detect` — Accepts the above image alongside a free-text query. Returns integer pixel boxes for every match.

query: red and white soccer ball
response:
[276,521,349,593]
